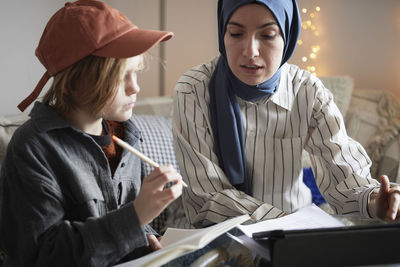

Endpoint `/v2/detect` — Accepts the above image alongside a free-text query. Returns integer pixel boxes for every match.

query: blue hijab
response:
[209,0,301,194]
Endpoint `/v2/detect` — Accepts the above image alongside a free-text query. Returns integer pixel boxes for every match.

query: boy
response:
[0,1,183,266]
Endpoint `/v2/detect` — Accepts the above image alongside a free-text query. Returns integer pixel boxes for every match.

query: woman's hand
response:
[368,175,400,222]
[133,164,184,226]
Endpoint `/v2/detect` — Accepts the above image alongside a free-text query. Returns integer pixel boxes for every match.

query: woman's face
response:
[224,4,284,86]
[102,56,142,122]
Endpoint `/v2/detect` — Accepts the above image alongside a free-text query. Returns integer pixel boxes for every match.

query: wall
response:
[0,0,67,115]
[0,0,399,116]
[291,0,400,100]
[106,0,218,98]
[105,0,162,99]
[164,0,218,96]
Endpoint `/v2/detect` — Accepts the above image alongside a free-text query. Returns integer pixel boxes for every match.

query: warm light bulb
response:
[300,5,321,77]
[312,46,319,53]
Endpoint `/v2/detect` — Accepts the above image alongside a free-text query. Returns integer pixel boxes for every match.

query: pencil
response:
[112,135,188,187]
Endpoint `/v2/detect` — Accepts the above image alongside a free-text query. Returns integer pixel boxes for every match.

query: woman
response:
[172,0,400,227]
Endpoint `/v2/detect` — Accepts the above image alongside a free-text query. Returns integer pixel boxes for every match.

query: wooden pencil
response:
[112,135,188,187]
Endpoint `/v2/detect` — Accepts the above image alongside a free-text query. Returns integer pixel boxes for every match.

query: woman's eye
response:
[229,32,242,38]
[261,34,275,39]
[260,31,277,39]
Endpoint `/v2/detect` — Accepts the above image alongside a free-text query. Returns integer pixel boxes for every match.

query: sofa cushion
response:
[131,115,179,178]
[319,75,353,118]
[134,96,173,117]
[0,113,30,167]
[377,134,400,182]
[131,114,180,233]
[345,90,400,181]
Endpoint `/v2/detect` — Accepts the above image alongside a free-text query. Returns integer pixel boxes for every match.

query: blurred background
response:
[0,0,399,115]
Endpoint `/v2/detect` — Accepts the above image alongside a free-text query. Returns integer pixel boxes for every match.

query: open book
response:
[116,205,343,267]
[115,214,250,267]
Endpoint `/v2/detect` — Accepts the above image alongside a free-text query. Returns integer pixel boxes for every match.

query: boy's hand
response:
[147,235,162,251]
[133,165,184,226]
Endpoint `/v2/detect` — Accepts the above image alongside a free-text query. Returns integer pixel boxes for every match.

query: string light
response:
[299,5,321,76]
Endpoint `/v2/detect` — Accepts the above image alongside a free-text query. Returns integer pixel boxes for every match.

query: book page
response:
[237,204,344,237]
[160,228,203,247]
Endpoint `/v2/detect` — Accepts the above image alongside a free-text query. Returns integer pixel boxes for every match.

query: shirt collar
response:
[269,63,294,111]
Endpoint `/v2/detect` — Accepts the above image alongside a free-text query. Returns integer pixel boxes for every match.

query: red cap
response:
[18,0,173,112]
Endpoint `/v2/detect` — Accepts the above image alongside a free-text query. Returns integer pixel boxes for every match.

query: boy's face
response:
[102,56,143,122]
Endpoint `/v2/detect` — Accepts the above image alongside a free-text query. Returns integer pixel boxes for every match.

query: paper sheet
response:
[237,204,344,237]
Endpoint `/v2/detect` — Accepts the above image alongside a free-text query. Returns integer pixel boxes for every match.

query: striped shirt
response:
[173,57,380,227]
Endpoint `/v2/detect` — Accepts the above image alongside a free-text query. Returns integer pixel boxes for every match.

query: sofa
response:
[0,76,400,259]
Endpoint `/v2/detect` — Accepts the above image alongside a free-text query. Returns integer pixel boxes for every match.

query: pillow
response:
[345,90,400,180]
[376,134,400,182]
[134,96,174,118]
[131,115,179,178]
[0,113,30,167]
[319,76,354,117]
[302,167,326,206]
[345,90,386,147]
[131,114,180,233]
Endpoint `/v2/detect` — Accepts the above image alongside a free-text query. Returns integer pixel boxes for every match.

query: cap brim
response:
[92,28,173,58]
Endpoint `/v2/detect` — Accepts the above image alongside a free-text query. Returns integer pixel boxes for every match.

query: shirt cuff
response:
[359,186,379,218]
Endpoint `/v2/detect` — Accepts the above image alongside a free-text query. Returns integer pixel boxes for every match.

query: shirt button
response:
[121,162,125,168]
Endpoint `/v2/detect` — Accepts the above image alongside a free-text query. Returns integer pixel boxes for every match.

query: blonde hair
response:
[43,55,138,116]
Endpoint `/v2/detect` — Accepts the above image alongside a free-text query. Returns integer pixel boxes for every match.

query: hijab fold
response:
[209,0,301,194]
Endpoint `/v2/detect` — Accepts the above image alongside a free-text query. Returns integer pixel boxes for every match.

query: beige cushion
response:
[377,136,400,182]
[134,96,173,117]
[345,89,400,180]
[0,113,30,166]
[319,75,354,117]
[345,90,388,147]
